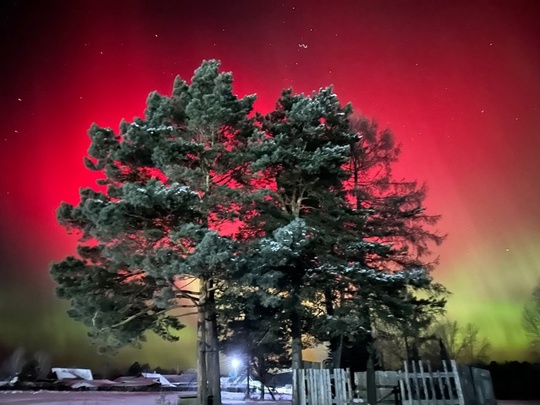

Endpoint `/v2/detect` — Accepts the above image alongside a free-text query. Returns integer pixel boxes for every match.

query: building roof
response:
[51,368,93,381]
[114,376,161,387]
[141,372,174,387]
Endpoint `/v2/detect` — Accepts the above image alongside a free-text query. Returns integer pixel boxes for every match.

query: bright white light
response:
[230,357,241,376]
[231,358,241,369]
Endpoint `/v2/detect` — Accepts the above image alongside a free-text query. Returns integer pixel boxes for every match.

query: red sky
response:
[1,0,539,368]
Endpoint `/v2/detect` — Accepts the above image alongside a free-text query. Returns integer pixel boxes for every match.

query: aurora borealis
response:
[1,0,539,369]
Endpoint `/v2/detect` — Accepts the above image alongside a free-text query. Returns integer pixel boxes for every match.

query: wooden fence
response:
[293,368,353,405]
[354,370,400,405]
[399,360,463,405]
[399,360,496,405]
[292,360,496,405]
[458,366,496,405]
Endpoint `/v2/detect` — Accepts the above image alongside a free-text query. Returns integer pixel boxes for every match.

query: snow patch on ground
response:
[0,390,292,404]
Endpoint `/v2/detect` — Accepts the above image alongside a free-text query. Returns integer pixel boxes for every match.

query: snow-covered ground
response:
[0,390,292,404]
[1,392,538,405]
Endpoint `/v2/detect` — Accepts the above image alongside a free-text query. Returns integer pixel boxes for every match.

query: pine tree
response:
[523,280,540,354]
[51,60,256,405]
[52,61,447,405]
[311,116,446,369]
[237,92,446,376]
[239,88,357,376]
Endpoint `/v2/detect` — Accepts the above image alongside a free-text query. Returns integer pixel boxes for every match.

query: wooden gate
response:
[353,370,401,404]
[293,368,353,405]
[399,360,464,405]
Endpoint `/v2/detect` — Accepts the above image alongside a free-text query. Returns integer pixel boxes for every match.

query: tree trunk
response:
[291,307,303,405]
[334,335,343,369]
[324,288,343,369]
[244,362,250,400]
[291,309,303,369]
[197,277,208,404]
[366,354,377,405]
[404,335,411,362]
[256,354,266,401]
[206,279,222,405]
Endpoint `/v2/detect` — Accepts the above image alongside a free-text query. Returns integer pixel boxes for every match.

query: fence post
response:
[323,368,332,404]
[367,355,377,404]
[346,368,353,400]
[442,358,451,402]
[293,369,304,405]
[403,361,414,405]
[468,365,479,403]
[395,384,402,405]
[418,360,428,401]
[451,360,465,405]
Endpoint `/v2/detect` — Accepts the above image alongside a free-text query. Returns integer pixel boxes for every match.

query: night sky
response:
[1,0,539,370]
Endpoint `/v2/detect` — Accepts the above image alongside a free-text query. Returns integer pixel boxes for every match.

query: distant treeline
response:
[482,361,540,400]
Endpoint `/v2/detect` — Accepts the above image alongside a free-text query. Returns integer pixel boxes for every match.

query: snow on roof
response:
[62,379,119,389]
[51,368,93,380]
[141,372,174,387]
[162,374,184,383]
[114,376,161,387]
